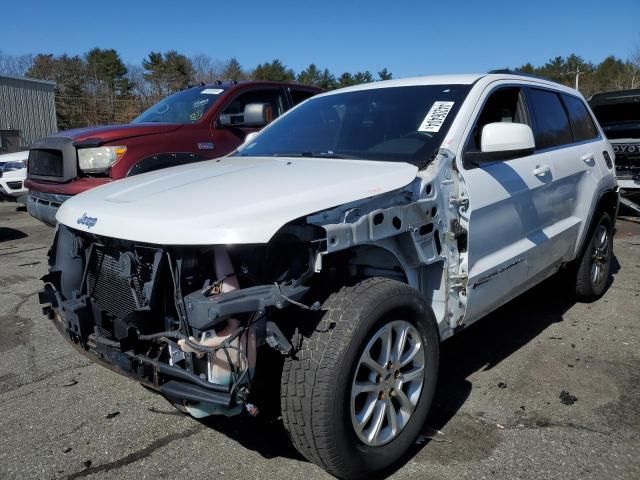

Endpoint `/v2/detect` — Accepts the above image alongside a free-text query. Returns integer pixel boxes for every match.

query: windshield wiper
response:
[272,152,363,160]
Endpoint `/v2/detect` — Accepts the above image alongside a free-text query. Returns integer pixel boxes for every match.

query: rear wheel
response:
[280,278,439,479]
[574,212,613,301]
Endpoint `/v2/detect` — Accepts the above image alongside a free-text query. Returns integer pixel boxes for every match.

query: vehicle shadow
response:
[0,227,28,243]
[0,195,25,211]
[196,258,621,470]
[199,410,305,461]
[387,255,621,475]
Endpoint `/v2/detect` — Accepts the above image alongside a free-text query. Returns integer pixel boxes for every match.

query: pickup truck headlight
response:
[77,146,127,172]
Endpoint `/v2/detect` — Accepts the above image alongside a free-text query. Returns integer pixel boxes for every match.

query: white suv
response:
[40,72,618,479]
[0,151,28,198]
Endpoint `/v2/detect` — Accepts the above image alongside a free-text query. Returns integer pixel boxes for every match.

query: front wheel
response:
[280,278,439,479]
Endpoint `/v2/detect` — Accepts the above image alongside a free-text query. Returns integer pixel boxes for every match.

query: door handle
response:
[533,164,551,177]
[581,153,595,166]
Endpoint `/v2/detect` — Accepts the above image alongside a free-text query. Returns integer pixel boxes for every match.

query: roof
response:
[328,74,484,95]
[186,80,321,91]
[318,72,577,97]
[0,74,56,87]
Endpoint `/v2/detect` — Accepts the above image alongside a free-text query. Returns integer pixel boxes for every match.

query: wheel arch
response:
[322,244,410,285]
[575,187,619,260]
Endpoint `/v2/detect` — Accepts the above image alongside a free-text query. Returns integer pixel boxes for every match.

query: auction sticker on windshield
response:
[418,101,454,132]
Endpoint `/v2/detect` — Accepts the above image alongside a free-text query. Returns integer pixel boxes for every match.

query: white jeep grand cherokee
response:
[40,72,618,479]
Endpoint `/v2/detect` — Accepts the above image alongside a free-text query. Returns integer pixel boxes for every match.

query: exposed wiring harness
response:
[135,311,261,396]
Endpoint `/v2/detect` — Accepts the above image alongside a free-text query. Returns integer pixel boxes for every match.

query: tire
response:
[280,278,439,479]
[574,211,613,301]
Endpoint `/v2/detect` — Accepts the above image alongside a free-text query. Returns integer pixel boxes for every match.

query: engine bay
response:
[41,223,322,416]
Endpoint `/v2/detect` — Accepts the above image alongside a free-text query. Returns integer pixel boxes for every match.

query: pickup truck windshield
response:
[590,93,640,139]
[237,84,470,164]
[132,87,227,124]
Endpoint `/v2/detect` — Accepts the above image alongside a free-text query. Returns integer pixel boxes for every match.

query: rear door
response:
[460,84,556,322]
[525,88,602,264]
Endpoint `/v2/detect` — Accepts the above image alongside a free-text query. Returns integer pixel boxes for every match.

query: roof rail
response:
[487,69,551,82]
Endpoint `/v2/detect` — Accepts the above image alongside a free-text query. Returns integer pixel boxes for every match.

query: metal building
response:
[0,74,57,153]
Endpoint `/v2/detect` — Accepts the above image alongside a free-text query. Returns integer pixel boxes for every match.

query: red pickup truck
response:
[26,81,320,225]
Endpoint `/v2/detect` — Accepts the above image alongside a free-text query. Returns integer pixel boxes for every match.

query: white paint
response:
[200,88,224,95]
[480,122,535,152]
[56,156,418,245]
[453,77,614,324]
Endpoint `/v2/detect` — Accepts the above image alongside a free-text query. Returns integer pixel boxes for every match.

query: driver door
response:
[460,85,555,323]
[212,88,287,156]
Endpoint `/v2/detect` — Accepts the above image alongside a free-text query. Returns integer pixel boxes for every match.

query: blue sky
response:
[1,0,638,77]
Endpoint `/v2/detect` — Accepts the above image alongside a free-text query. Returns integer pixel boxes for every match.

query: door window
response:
[465,86,531,153]
[528,88,573,150]
[220,89,286,126]
[562,94,599,142]
[289,88,317,106]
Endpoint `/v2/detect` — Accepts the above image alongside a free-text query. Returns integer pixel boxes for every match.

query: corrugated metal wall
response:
[0,75,57,148]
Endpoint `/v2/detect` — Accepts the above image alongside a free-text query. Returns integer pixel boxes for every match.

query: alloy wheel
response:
[350,320,426,447]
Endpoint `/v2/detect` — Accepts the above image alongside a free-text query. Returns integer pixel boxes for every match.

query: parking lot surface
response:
[1,199,639,480]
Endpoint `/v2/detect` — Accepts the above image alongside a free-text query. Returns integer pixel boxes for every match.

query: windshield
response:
[132,87,228,124]
[236,84,470,164]
[0,160,26,172]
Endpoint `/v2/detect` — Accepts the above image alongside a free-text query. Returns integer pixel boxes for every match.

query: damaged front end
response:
[40,224,318,417]
[39,151,464,419]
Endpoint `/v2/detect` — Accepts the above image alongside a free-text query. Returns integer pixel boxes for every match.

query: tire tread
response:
[280,278,425,478]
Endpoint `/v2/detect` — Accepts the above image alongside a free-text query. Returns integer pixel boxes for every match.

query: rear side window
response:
[290,88,317,106]
[528,88,573,150]
[562,94,598,142]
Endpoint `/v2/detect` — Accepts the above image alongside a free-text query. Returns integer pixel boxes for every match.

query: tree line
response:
[516,52,639,97]
[0,49,394,130]
[0,48,638,131]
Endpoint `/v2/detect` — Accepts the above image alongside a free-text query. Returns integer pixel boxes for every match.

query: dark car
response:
[26,81,321,225]
[589,89,640,195]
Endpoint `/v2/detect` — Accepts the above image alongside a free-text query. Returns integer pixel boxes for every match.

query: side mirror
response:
[218,103,273,128]
[242,103,273,127]
[467,122,536,164]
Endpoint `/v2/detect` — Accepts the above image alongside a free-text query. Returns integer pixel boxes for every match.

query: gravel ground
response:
[0,198,639,480]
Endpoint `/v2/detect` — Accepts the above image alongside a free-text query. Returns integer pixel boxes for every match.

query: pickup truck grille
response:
[86,247,154,322]
[28,149,64,177]
[615,152,640,179]
[612,143,640,179]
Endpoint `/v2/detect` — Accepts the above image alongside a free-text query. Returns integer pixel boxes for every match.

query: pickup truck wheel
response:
[575,212,613,301]
[280,278,439,479]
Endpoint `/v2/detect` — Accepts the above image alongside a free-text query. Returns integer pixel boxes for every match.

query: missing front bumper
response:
[39,284,235,410]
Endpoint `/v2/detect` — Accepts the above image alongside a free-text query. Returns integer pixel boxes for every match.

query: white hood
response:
[56,156,418,245]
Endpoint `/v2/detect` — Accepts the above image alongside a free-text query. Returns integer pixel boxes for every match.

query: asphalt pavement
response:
[1,198,639,480]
